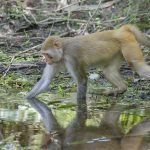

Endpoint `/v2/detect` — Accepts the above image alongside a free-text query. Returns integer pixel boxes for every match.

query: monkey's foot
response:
[88,87,126,96]
[102,88,126,96]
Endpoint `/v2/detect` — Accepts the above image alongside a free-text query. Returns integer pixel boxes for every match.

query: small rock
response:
[89,73,99,80]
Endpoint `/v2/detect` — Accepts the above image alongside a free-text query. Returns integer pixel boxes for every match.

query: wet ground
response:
[0,86,150,150]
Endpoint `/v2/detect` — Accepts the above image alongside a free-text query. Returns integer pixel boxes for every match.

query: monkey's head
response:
[41,37,63,64]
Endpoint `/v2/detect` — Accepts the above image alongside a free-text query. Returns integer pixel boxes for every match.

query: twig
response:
[1,44,42,79]
[0,62,44,71]
[38,18,87,25]
[22,14,32,24]
[56,0,121,12]
[0,35,45,40]
[81,0,102,35]
[55,0,86,12]
[29,11,38,24]
[49,18,55,36]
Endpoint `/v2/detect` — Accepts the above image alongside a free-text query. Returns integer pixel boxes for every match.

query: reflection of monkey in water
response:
[27,24,150,100]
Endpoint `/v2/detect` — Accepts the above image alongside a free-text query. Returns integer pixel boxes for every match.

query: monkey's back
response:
[64,30,122,66]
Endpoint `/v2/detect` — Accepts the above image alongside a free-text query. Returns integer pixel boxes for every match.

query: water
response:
[0,88,150,150]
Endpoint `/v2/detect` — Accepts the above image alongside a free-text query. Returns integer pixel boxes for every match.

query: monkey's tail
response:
[120,25,150,79]
[122,46,150,79]
[125,24,150,48]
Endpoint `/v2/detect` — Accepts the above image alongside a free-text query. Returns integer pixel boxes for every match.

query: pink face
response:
[41,37,63,64]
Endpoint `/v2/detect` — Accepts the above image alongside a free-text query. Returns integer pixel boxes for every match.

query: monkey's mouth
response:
[42,54,53,64]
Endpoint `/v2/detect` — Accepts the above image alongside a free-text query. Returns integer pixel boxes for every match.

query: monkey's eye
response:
[49,56,53,59]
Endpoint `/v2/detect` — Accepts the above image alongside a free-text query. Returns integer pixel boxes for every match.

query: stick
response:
[81,0,102,35]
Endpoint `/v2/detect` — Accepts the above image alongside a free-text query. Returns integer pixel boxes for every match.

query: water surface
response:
[0,88,150,150]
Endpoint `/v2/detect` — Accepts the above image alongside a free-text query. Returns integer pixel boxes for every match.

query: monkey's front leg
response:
[27,63,60,99]
[65,58,87,114]
[26,63,61,132]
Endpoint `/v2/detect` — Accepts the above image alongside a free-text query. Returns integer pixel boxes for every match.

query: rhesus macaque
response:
[27,24,150,101]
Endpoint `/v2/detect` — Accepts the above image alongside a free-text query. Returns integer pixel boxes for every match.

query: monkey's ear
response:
[53,40,61,48]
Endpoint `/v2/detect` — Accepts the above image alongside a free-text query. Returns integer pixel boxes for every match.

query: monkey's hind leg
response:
[102,65,127,96]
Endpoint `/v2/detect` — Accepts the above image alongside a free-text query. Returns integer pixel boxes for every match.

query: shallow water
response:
[0,88,150,150]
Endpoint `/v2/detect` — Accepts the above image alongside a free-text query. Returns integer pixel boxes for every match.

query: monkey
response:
[26,24,150,102]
